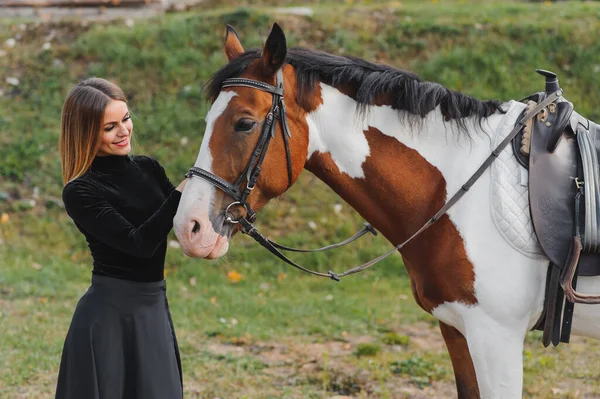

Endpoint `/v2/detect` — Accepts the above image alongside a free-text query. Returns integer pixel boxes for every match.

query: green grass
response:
[3,0,600,397]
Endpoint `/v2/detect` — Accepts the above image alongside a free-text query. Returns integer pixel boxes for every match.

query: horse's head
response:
[174,23,309,258]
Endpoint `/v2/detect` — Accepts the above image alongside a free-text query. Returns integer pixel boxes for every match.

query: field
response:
[2,0,600,397]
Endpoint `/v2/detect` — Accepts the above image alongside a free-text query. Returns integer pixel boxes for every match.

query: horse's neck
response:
[304,82,510,247]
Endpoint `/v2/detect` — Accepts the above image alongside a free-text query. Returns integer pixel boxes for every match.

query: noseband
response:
[186,69,293,223]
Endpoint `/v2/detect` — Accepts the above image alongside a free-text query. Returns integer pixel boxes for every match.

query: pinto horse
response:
[173,23,600,398]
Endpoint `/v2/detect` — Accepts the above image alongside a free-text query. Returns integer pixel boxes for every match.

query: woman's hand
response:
[176,178,188,193]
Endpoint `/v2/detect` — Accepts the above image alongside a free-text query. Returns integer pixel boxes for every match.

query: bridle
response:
[186,67,562,282]
[186,69,293,225]
[186,69,378,280]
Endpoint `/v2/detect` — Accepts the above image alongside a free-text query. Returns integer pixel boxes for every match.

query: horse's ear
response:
[224,25,244,62]
[261,23,287,75]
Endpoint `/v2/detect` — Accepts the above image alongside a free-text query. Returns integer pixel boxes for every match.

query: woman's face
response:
[97,100,132,157]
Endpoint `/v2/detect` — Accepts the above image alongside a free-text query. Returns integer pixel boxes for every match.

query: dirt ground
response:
[200,322,457,399]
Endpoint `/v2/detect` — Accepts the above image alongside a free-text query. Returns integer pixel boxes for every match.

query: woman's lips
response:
[114,137,129,147]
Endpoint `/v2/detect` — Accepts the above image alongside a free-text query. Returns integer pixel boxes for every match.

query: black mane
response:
[206,47,503,129]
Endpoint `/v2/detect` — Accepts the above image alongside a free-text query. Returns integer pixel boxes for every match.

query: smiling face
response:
[96,100,132,157]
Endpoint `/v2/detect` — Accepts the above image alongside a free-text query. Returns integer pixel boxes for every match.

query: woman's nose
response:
[117,123,130,135]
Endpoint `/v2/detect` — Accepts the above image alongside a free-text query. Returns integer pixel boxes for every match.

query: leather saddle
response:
[512,70,600,346]
[520,103,600,276]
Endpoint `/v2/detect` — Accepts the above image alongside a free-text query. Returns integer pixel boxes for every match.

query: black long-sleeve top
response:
[62,155,182,282]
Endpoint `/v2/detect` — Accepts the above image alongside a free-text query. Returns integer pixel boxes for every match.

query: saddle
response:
[513,70,600,347]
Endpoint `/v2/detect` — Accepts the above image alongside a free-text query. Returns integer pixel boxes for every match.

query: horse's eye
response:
[234,118,257,133]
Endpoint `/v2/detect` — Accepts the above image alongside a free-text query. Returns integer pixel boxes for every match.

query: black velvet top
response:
[62,155,182,282]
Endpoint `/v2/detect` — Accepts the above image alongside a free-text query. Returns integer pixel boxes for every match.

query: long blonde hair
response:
[59,78,127,184]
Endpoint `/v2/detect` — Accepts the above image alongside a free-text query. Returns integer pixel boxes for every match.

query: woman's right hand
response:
[176,178,188,193]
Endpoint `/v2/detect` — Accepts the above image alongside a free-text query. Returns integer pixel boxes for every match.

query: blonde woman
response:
[56,77,186,399]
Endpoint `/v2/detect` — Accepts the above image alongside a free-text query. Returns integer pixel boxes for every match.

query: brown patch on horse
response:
[306,126,477,311]
[439,321,480,398]
[288,67,324,113]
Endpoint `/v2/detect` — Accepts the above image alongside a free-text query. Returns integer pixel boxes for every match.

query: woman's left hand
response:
[176,178,188,193]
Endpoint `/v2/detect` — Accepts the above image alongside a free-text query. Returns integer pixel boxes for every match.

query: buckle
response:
[225,201,245,224]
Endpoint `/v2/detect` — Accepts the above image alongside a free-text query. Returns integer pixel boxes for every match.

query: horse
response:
[173,23,600,398]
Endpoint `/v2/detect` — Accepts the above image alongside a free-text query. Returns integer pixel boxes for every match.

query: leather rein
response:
[186,69,562,282]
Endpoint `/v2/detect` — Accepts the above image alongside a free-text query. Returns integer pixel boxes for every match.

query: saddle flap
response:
[528,108,579,269]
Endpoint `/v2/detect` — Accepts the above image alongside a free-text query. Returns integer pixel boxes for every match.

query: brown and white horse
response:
[173,24,600,398]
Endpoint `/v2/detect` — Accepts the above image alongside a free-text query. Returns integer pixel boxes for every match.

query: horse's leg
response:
[439,321,480,398]
[461,311,527,399]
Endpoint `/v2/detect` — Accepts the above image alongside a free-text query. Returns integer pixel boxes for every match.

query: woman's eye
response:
[234,119,256,133]
[104,126,114,132]
[123,115,131,122]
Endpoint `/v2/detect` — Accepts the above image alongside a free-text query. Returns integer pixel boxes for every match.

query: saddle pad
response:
[490,100,544,258]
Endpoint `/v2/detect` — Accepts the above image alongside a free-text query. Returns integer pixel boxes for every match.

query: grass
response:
[2,0,600,397]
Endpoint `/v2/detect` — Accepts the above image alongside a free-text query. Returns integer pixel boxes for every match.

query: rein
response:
[187,69,562,282]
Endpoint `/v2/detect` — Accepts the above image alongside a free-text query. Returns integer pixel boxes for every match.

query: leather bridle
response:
[186,69,293,224]
[186,67,562,282]
[185,69,378,280]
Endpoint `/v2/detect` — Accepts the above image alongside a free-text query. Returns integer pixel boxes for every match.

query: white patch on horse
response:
[195,91,237,170]
[306,83,370,178]
[174,91,237,241]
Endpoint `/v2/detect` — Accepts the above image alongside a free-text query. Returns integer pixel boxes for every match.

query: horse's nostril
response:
[191,220,201,235]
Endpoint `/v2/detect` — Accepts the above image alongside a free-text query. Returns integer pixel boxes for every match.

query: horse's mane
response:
[206,47,504,130]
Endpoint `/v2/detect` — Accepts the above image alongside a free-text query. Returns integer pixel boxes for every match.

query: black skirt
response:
[55,275,183,399]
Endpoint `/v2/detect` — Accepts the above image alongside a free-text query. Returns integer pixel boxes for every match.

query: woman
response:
[56,77,186,399]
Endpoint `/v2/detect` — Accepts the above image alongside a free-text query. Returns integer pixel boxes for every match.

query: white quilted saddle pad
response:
[490,100,544,257]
